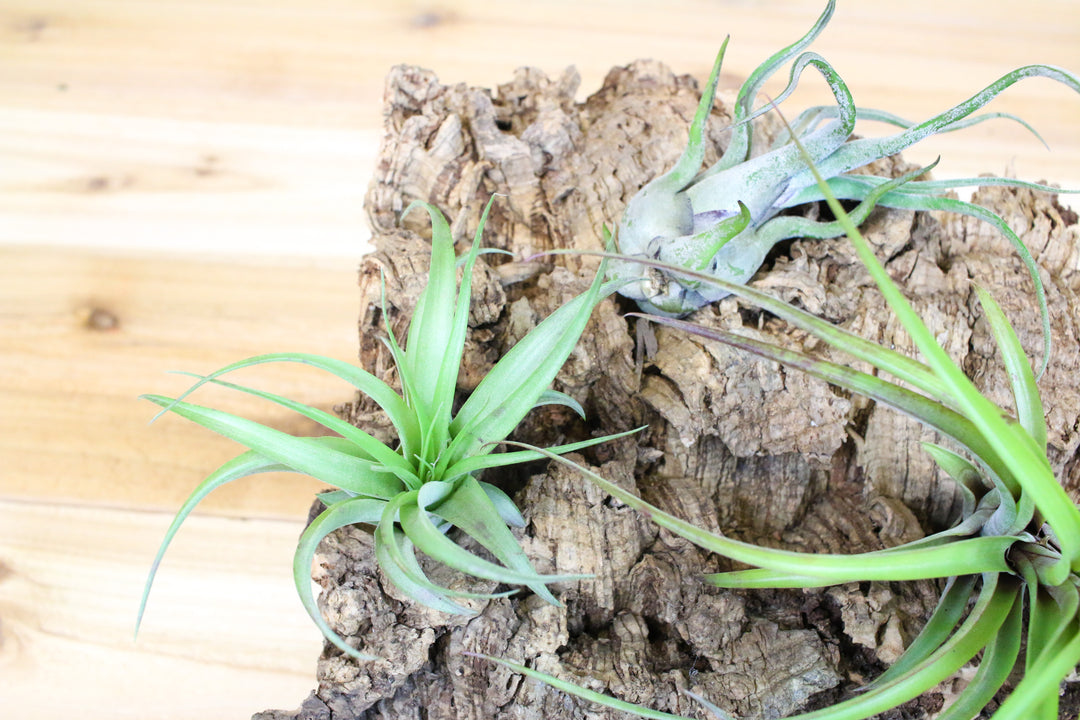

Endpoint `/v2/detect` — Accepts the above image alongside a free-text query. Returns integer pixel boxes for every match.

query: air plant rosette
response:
[136,199,629,660]
[609,0,1079,384]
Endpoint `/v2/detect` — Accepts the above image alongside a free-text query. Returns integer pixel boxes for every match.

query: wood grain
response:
[0,248,352,716]
[1,1,1078,718]
[0,499,324,717]
[2,0,1078,257]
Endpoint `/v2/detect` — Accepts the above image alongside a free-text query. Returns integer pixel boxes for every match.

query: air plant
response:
[609,0,1079,376]
[136,199,626,660]
[479,131,1080,716]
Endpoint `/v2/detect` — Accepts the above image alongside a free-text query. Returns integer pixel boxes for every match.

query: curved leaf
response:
[443,426,644,480]
[713,0,835,171]
[141,395,406,499]
[425,475,567,604]
[444,272,614,468]
[533,389,586,420]
[866,574,978,688]
[373,493,514,609]
[634,314,1020,496]
[688,52,856,220]
[399,491,588,589]
[474,654,702,720]
[171,371,416,479]
[515,444,1012,583]
[974,285,1046,451]
[375,524,512,610]
[929,586,1022,720]
[990,615,1080,720]
[294,496,387,660]
[478,481,526,528]
[808,64,1080,183]
[150,352,419,460]
[776,575,1018,720]
[137,448,293,635]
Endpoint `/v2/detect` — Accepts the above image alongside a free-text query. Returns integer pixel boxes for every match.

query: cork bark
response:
[256,62,1080,720]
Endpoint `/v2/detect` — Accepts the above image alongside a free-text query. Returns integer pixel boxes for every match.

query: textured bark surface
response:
[256,63,1080,719]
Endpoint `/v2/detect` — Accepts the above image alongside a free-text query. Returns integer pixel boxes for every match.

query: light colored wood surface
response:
[2,2,1078,718]
[1,248,356,716]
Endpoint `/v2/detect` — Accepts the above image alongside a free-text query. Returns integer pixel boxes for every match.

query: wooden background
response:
[2,1,1078,717]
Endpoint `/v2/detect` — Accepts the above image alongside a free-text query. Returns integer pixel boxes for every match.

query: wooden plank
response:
[0,498,323,718]
[1,246,357,716]
[1,1,1078,259]
[0,246,361,516]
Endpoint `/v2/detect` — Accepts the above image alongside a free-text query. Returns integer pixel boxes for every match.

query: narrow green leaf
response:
[443,426,644,480]
[514,444,1012,583]
[713,0,835,171]
[974,285,1047,451]
[1025,568,1079,675]
[753,158,935,250]
[137,448,293,636]
[920,443,983,517]
[634,314,1020,496]
[399,489,588,589]
[401,201,458,417]
[787,173,1074,202]
[172,371,417,479]
[779,105,1047,146]
[478,481,526,528]
[426,196,499,462]
[679,690,736,720]
[703,537,1011,587]
[378,272,425,449]
[373,495,513,609]
[658,201,750,271]
[294,497,387,660]
[866,575,978,688]
[426,476,565,604]
[141,395,407,499]
[533,389,586,420]
[473,654,698,720]
[778,574,1018,720]
[444,270,614,468]
[374,491,472,612]
[808,64,1080,183]
[317,489,354,506]
[991,616,1080,720]
[1017,581,1069,720]
[150,352,419,463]
[655,36,729,191]
[374,528,475,614]
[889,579,1022,720]
[560,249,947,401]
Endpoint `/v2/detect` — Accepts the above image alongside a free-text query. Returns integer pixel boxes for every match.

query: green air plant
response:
[609,0,1080,376]
[136,199,626,660]
[479,148,1080,714]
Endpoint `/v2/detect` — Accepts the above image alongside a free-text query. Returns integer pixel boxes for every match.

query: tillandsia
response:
[135,199,627,660]
[608,0,1079,376]
[478,143,1080,715]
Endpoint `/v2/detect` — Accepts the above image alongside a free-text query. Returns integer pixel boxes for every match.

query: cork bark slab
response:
[257,62,1080,720]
